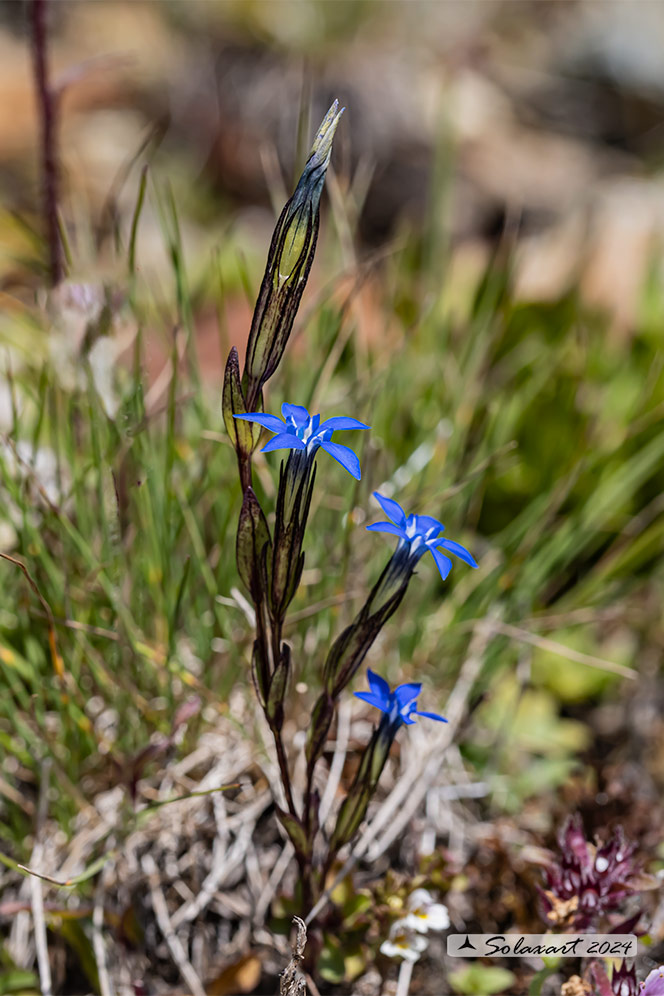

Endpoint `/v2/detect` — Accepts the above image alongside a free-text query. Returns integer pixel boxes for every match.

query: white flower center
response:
[303,425,313,442]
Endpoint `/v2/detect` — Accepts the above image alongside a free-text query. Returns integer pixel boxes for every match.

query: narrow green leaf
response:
[275,805,311,859]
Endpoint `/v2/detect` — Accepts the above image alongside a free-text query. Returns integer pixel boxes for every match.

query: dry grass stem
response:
[142,852,207,996]
[254,841,295,925]
[489,619,635,678]
[30,761,53,996]
[92,876,112,996]
[318,697,351,828]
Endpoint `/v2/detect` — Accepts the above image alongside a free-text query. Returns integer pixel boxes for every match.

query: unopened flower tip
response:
[310,100,345,168]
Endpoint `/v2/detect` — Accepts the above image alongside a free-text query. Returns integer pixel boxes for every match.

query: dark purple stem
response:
[31,0,63,286]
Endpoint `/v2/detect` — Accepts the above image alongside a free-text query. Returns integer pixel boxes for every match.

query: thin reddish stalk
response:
[31,0,63,285]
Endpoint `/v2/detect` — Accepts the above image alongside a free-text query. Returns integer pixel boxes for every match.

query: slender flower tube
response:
[329,673,447,854]
[308,491,476,774]
[236,403,368,621]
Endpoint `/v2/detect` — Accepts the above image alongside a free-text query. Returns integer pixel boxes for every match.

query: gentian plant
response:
[222,101,478,927]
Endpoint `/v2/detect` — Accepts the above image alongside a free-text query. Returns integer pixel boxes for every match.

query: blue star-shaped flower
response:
[366,492,478,581]
[234,403,369,480]
[354,669,448,727]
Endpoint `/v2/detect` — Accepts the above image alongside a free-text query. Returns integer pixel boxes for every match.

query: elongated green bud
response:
[270,456,315,623]
[328,714,396,853]
[243,101,343,409]
[236,487,271,604]
[305,553,412,770]
[323,555,412,698]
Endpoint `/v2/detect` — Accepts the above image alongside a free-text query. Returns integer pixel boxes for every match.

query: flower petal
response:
[436,537,478,568]
[354,691,389,712]
[403,903,450,933]
[414,710,448,723]
[261,432,306,452]
[394,682,422,710]
[382,924,429,961]
[415,514,443,534]
[317,416,370,433]
[379,940,423,962]
[373,492,407,526]
[407,889,434,910]
[281,403,310,427]
[423,904,450,930]
[366,522,408,539]
[319,440,361,479]
[367,669,391,701]
[234,412,284,433]
[642,967,664,996]
[430,547,453,581]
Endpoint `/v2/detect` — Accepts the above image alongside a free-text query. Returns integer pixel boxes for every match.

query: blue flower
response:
[354,669,448,727]
[234,402,369,480]
[366,492,478,581]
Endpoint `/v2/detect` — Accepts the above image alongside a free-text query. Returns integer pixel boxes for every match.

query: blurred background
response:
[1,2,664,994]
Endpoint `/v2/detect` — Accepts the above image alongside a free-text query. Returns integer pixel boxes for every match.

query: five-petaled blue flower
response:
[234,403,369,480]
[355,669,448,727]
[367,491,478,580]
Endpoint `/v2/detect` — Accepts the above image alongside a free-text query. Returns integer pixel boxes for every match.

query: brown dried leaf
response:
[207,954,262,996]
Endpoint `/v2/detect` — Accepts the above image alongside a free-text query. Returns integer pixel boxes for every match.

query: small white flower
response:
[402,888,450,934]
[380,919,429,962]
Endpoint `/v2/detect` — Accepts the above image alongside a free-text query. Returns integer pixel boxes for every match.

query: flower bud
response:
[266,642,291,730]
[222,347,262,457]
[328,713,396,853]
[243,101,343,408]
[236,486,271,605]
